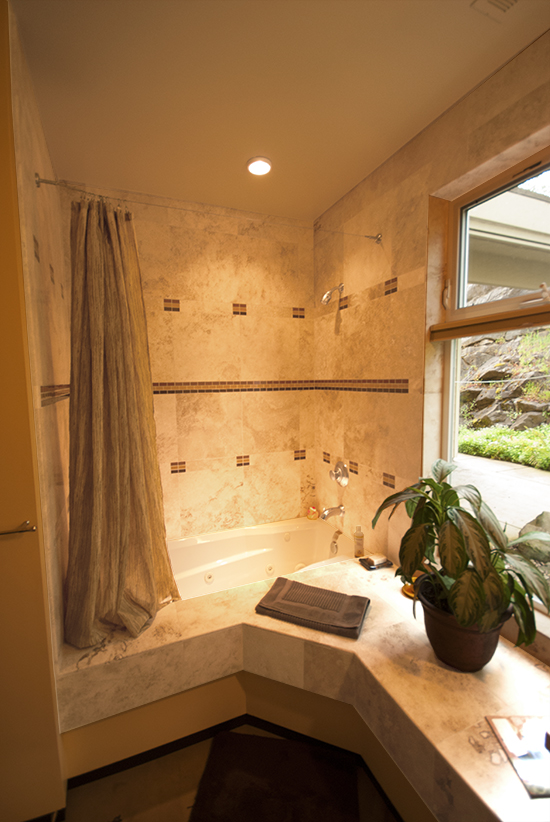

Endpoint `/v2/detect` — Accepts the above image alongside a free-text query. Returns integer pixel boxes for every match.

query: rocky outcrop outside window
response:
[459,287,550,432]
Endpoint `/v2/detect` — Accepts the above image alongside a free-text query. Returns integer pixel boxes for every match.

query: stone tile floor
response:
[453,453,550,536]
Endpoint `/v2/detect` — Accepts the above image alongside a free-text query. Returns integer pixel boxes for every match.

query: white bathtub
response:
[168,517,354,599]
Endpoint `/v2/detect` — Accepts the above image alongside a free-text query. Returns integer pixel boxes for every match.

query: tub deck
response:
[57,559,550,822]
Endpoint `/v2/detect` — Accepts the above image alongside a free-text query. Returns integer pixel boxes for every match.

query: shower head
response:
[321,283,344,305]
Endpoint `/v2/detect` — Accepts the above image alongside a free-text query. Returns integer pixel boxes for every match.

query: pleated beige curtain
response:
[65,199,180,649]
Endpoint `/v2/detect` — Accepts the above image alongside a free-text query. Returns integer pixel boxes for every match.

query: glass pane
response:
[452,325,550,535]
[460,168,550,309]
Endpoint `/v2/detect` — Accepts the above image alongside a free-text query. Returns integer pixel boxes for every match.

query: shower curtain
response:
[64,200,180,649]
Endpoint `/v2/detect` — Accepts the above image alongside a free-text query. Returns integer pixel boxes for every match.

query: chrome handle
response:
[329,461,349,487]
[0,520,37,536]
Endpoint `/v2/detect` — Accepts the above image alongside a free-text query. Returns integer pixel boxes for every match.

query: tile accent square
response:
[338,295,349,310]
[163,298,180,312]
[233,303,247,315]
[323,451,331,463]
[236,454,250,467]
[349,461,359,475]
[383,472,396,489]
[292,307,305,318]
[384,277,398,296]
[294,449,306,460]
[171,461,186,473]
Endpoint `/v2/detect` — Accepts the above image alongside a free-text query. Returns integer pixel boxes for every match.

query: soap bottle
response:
[354,525,364,557]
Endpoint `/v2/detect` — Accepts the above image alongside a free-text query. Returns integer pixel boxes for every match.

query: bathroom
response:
[2,2,550,821]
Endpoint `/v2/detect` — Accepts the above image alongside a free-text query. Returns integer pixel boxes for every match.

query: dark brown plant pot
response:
[416,577,512,673]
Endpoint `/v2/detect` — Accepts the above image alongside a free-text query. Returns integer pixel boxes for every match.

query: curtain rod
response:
[34,173,382,242]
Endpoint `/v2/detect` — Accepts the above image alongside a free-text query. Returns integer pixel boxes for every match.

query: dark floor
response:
[56,718,401,822]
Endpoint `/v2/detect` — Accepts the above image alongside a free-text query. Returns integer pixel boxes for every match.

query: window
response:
[460,170,550,310]
[431,151,550,343]
[430,151,550,537]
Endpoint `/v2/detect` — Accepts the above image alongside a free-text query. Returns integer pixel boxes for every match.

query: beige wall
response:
[10,9,70,663]
[312,31,550,561]
[126,195,316,539]
[1,4,65,819]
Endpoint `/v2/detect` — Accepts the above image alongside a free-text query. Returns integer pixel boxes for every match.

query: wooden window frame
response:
[430,146,550,342]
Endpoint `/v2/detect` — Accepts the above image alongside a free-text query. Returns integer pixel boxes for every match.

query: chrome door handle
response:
[0,520,37,536]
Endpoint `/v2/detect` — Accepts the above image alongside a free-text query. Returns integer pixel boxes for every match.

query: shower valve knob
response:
[329,461,349,487]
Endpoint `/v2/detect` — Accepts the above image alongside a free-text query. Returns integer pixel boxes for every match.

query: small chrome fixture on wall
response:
[329,460,349,487]
[321,283,344,305]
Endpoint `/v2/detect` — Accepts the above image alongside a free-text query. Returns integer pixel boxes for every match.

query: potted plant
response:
[372,459,550,671]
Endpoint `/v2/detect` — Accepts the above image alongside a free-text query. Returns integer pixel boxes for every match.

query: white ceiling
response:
[10,0,550,221]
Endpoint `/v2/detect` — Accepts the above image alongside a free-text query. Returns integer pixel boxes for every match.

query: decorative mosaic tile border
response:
[232,303,247,315]
[323,451,331,463]
[383,472,396,489]
[41,378,409,405]
[40,384,70,406]
[338,295,349,310]
[236,455,250,467]
[164,299,180,312]
[294,449,306,460]
[153,379,408,394]
[349,461,359,475]
[171,461,186,473]
[292,307,305,318]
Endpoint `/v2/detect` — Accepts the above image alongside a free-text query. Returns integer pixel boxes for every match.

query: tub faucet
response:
[320,505,345,521]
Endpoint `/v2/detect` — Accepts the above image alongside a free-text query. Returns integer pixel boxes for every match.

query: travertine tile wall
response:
[312,30,550,559]
[10,14,71,663]
[136,199,316,538]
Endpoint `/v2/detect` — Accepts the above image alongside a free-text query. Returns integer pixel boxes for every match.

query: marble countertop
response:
[56,559,550,822]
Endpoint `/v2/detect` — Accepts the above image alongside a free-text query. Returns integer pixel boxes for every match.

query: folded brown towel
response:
[255,577,370,639]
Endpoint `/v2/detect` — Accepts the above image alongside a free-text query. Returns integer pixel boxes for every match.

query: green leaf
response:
[371,486,425,529]
[509,531,550,563]
[477,606,503,632]
[438,520,467,579]
[410,497,429,525]
[505,554,550,611]
[455,484,482,512]
[512,590,537,646]
[405,496,420,518]
[481,569,507,614]
[441,485,460,510]
[399,524,430,579]
[449,509,492,578]
[477,571,512,631]
[431,460,457,483]
[424,535,437,564]
[476,501,508,552]
[448,569,485,628]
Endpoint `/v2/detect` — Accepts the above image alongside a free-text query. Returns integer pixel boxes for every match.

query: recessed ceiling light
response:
[247,157,271,176]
